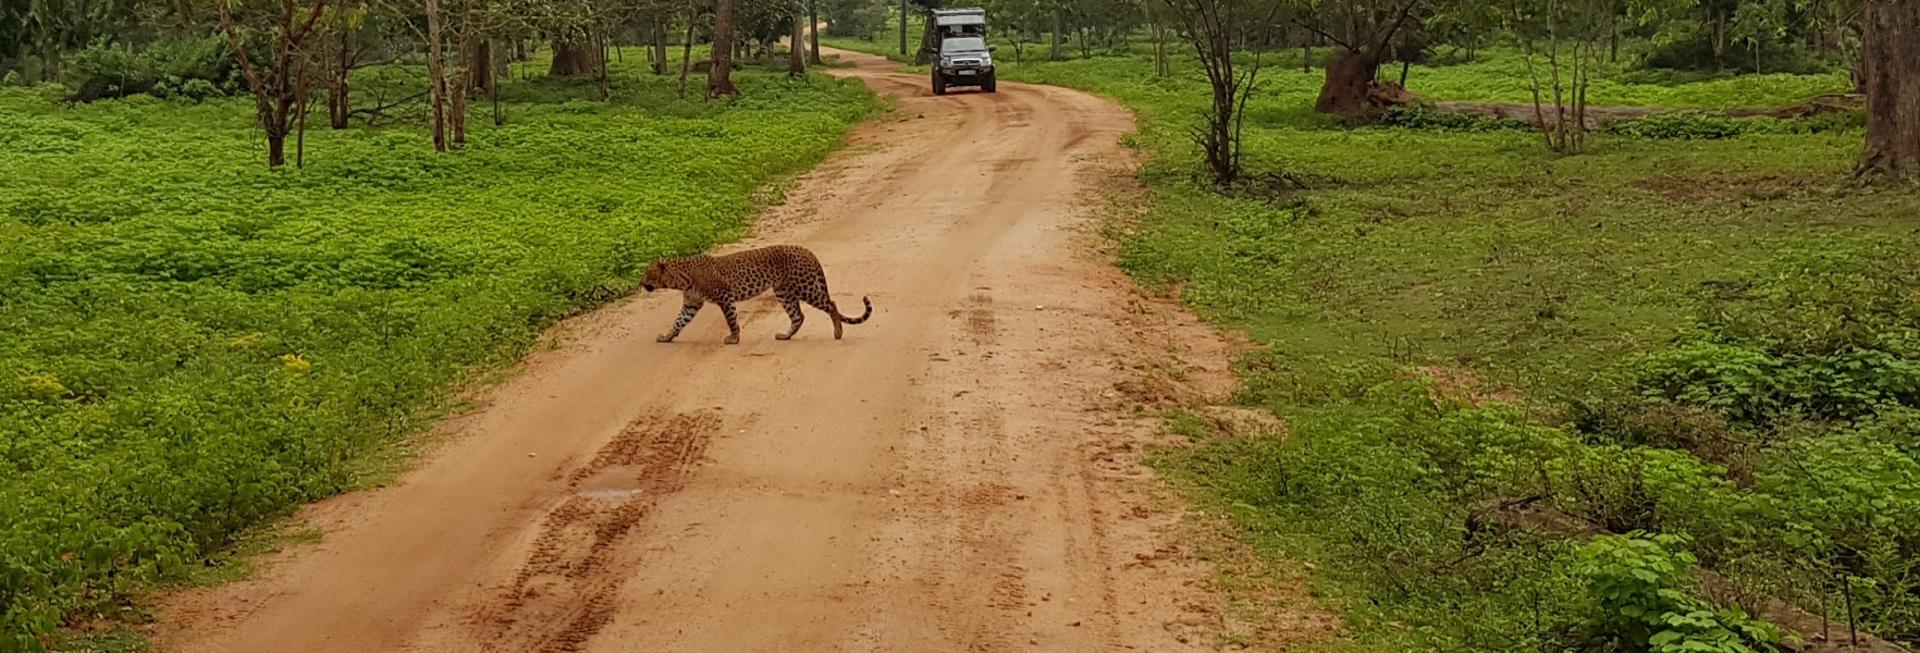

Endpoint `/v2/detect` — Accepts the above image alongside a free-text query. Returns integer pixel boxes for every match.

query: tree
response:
[426,0,448,151]
[707,0,737,96]
[1296,0,1428,118]
[1856,0,1920,177]
[807,0,820,63]
[1163,0,1283,185]
[216,0,331,167]
[789,8,806,75]
[321,1,371,129]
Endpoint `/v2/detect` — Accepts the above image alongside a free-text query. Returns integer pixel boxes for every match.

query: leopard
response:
[641,244,873,344]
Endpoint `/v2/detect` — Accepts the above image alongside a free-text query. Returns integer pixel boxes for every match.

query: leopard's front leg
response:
[658,299,703,343]
[718,301,741,345]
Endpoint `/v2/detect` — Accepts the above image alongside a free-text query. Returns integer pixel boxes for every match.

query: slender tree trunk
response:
[470,39,494,93]
[899,0,909,55]
[1050,10,1064,60]
[295,58,311,167]
[449,0,473,147]
[491,48,503,125]
[1302,28,1312,73]
[1153,20,1170,76]
[678,0,697,97]
[708,0,739,97]
[330,21,352,129]
[426,0,448,151]
[651,16,670,74]
[1710,12,1727,71]
[789,14,807,77]
[808,0,822,64]
[595,31,611,99]
[1857,0,1920,177]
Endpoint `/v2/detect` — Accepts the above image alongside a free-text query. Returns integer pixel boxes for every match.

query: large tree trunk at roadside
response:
[708,0,739,97]
[1858,0,1920,177]
[916,15,936,63]
[1316,51,1383,117]
[549,40,602,76]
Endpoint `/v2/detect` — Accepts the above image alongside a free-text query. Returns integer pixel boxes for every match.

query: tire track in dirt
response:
[470,410,718,653]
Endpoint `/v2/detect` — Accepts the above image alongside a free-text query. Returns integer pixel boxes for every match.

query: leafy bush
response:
[1643,31,1828,76]
[1606,111,1864,140]
[65,35,241,102]
[1575,532,1781,653]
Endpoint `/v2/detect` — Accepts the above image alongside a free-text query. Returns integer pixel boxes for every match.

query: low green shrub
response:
[1575,532,1781,653]
[65,35,242,103]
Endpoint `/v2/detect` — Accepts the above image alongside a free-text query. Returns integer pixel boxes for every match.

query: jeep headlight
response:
[941,57,955,68]
[980,55,992,67]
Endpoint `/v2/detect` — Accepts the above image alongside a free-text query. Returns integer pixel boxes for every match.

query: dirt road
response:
[161,49,1248,652]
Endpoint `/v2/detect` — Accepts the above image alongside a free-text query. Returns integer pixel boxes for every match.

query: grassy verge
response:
[984,48,1919,651]
[0,55,879,650]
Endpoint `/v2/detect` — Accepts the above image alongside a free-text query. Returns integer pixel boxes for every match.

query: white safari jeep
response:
[929,8,995,94]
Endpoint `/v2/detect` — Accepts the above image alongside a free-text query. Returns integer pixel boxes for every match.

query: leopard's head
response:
[642,259,689,292]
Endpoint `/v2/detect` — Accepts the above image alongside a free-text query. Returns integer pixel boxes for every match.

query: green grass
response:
[982,47,1919,651]
[0,54,879,651]
[818,15,923,64]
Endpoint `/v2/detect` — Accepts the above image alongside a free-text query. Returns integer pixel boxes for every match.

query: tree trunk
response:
[708,0,739,97]
[470,39,494,94]
[917,15,937,64]
[652,16,670,74]
[1315,51,1383,117]
[329,23,351,129]
[678,0,697,98]
[1050,10,1064,60]
[1710,12,1727,71]
[268,132,288,167]
[450,0,474,147]
[808,0,822,64]
[1153,20,1170,76]
[1302,29,1312,73]
[789,15,807,77]
[898,0,909,56]
[426,0,448,152]
[1858,0,1920,177]
[549,41,602,76]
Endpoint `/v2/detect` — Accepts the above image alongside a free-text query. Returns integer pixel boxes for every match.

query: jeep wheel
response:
[983,73,997,93]
[932,72,947,95]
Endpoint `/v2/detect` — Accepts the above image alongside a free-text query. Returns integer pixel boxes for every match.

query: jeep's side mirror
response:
[988,46,998,52]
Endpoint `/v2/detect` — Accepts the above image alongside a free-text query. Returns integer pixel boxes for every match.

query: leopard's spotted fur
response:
[642,245,872,344]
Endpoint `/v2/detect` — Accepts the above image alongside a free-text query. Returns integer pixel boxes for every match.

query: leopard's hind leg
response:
[775,291,805,340]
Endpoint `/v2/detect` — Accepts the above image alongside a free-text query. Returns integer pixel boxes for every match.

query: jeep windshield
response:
[940,38,988,56]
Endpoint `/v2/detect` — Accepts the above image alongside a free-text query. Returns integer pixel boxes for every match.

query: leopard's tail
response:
[835,297,873,325]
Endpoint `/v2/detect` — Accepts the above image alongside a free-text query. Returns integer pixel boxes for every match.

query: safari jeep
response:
[929,8,995,95]
[932,36,996,94]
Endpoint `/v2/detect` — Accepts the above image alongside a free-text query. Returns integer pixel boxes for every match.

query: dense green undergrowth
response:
[856,38,1917,652]
[0,57,878,650]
